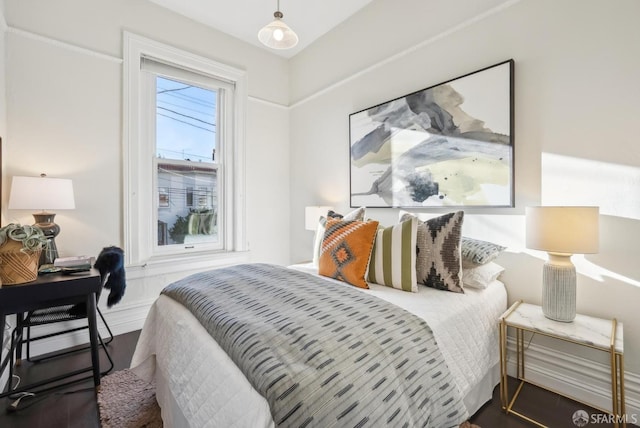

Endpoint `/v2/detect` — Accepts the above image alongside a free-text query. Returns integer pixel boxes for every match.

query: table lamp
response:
[525,206,599,322]
[305,206,332,231]
[8,174,76,265]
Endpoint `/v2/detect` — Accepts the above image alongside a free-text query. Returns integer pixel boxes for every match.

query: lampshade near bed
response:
[526,206,599,322]
[304,206,332,231]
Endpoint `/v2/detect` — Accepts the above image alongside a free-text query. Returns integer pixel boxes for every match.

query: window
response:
[186,186,194,207]
[124,33,247,266]
[145,66,224,250]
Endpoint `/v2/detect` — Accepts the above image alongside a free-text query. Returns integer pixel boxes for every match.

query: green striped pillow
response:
[367,217,418,292]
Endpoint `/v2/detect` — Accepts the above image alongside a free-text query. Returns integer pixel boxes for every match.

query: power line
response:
[158,99,213,116]
[157,86,216,108]
[158,85,191,94]
[157,112,214,133]
[157,106,215,127]
[160,91,215,108]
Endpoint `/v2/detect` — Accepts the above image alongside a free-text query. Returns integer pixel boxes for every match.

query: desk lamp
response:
[8,174,76,264]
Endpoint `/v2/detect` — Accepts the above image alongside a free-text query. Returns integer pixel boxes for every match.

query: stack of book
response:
[53,256,92,272]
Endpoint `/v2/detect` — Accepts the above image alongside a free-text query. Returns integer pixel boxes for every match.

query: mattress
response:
[131,263,507,427]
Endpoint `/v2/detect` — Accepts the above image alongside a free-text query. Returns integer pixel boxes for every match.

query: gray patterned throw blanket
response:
[162,263,467,428]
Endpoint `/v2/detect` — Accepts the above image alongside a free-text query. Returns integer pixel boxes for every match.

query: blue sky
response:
[156,76,217,163]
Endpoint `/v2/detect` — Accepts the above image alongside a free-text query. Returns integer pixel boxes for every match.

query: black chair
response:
[7,246,126,402]
[8,296,116,398]
[2,294,115,411]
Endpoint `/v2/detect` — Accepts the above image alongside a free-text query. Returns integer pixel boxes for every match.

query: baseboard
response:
[505,338,640,419]
[25,299,155,358]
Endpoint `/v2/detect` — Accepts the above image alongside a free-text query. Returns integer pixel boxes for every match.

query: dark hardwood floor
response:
[0,330,633,427]
[0,330,140,428]
[471,377,635,428]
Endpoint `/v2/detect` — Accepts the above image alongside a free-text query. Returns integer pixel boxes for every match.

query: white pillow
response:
[311,217,326,266]
[462,262,505,289]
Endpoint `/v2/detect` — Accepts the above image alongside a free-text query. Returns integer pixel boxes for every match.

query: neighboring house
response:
[157,161,217,246]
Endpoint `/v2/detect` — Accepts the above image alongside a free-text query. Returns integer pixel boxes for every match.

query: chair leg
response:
[98,331,114,375]
[25,324,31,363]
[9,328,17,384]
[15,314,24,365]
[97,307,114,345]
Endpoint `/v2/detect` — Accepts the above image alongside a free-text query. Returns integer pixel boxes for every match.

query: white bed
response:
[131,263,507,427]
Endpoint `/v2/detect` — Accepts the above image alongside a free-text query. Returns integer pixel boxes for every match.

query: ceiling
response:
[148,0,375,58]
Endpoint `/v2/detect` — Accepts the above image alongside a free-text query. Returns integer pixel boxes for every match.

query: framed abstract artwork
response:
[349,59,514,208]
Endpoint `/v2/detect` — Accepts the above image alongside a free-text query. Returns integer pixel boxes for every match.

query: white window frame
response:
[123,32,247,268]
[144,58,226,254]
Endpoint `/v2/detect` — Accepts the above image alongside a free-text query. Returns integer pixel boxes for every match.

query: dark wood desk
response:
[0,269,102,397]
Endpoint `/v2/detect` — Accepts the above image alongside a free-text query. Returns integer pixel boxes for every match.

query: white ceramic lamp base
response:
[542,253,576,322]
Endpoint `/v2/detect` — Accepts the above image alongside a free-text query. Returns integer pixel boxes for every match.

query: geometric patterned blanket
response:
[162,263,468,427]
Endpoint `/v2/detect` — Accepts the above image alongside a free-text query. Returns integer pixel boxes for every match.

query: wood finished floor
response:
[0,330,634,427]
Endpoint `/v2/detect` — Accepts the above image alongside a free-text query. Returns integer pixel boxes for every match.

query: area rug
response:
[97,368,163,428]
[97,368,480,428]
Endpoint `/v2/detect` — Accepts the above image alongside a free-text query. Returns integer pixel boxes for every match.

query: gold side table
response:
[499,301,625,428]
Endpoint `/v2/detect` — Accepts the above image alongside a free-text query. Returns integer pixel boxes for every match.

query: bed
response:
[130,261,507,428]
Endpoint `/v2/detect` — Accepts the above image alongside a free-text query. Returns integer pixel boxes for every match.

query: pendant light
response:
[258,0,299,50]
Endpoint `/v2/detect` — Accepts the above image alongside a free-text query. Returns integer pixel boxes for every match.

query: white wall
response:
[2,0,291,342]
[289,0,640,410]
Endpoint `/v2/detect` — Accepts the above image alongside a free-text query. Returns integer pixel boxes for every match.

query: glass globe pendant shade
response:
[258,11,299,49]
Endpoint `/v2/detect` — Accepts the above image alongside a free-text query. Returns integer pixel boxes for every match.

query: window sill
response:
[126,250,250,280]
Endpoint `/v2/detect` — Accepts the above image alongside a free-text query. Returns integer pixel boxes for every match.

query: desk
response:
[0,269,102,397]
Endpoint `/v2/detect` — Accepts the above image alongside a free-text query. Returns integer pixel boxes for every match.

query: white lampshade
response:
[8,175,76,211]
[305,206,332,231]
[258,5,298,50]
[526,206,599,255]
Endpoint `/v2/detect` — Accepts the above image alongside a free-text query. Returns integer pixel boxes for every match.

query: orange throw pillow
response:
[318,219,379,289]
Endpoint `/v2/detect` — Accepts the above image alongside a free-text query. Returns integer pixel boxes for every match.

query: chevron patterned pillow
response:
[318,219,378,289]
[401,211,464,293]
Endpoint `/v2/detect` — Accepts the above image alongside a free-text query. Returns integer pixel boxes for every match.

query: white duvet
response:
[131,264,507,427]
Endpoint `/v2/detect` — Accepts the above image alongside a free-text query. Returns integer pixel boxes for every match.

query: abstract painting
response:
[349,59,514,208]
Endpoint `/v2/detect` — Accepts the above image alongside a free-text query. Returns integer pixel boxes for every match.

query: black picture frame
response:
[349,59,514,208]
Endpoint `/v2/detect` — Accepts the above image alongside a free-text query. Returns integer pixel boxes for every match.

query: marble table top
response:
[501,302,624,353]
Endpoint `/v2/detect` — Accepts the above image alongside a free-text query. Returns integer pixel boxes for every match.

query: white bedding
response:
[131,263,507,427]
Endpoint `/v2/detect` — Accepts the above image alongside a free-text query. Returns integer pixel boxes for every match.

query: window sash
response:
[154,157,221,251]
[143,65,228,255]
